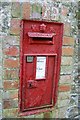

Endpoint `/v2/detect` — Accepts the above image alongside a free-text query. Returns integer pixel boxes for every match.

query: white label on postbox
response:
[36,57,46,79]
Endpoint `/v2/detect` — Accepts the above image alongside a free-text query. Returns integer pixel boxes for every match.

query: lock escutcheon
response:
[27,80,37,89]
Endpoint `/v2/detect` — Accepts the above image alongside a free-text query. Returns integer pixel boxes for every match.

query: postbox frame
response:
[19,19,63,116]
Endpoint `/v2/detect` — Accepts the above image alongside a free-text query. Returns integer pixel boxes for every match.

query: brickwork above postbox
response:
[20,20,63,115]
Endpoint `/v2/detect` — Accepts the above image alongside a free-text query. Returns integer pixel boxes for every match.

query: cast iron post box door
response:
[20,20,63,114]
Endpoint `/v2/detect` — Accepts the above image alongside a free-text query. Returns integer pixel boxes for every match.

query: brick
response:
[60,66,72,74]
[31,4,42,19]
[61,6,68,16]
[4,46,19,56]
[44,112,51,118]
[10,19,20,35]
[3,108,18,117]
[3,99,18,109]
[4,58,19,68]
[11,2,21,18]
[62,47,74,56]
[3,100,11,109]
[3,36,19,46]
[64,22,71,36]
[3,80,18,90]
[59,85,71,92]
[9,90,18,99]
[63,36,74,46]
[3,90,18,100]
[61,57,72,65]
[22,2,30,19]
[60,75,72,84]
[3,69,19,80]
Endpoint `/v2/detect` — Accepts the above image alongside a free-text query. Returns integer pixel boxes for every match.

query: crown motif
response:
[39,23,46,32]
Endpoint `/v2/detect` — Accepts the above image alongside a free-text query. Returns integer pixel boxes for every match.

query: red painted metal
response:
[19,20,63,115]
[28,32,55,38]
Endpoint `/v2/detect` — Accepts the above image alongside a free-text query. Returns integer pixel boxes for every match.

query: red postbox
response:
[20,20,63,115]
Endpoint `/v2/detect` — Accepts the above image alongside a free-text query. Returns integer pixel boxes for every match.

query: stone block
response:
[57,99,70,108]
[34,113,44,118]
[0,90,3,102]
[2,36,20,46]
[59,75,72,84]
[58,107,67,118]
[3,108,18,117]
[61,57,73,66]
[58,91,70,100]
[60,66,73,75]
[11,2,21,18]
[3,90,18,100]
[51,109,59,118]
[0,80,3,89]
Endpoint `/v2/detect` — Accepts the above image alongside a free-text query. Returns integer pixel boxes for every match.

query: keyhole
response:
[29,83,32,87]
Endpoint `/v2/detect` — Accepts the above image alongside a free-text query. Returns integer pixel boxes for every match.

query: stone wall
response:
[0,0,78,119]
[66,1,80,118]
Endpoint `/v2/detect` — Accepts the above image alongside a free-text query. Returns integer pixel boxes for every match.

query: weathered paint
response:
[19,20,63,115]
